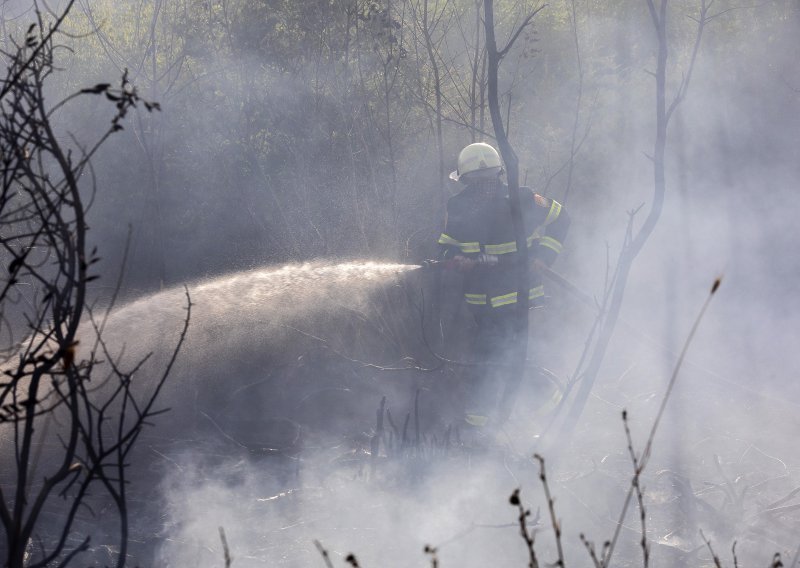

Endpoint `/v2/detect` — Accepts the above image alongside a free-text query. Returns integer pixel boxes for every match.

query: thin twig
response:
[314,540,334,568]
[603,278,722,566]
[622,411,649,567]
[700,529,723,568]
[219,527,232,568]
[534,454,564,567]
[424,544,439,568]
[509,488,540,568]
[498,4,547,58]
[579,533,606,568]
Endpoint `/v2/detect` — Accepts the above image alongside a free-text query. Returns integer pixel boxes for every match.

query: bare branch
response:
[314,540,335,568]
[498,4,547,59]
[534,454,565,567]
[0,6,170,566]
[602,278,721,566]
[219,527,232,568]
[700,530,723,568]
[666,0,711,124]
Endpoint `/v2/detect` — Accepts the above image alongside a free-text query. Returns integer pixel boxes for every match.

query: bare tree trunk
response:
[483,0,532,423]
[420,0,446,211]
[470,0,483,140]
[562,0,585,206]
[560,0,711,438]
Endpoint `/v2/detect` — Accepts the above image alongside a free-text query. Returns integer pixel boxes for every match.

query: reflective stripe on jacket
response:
[438,179,570,310]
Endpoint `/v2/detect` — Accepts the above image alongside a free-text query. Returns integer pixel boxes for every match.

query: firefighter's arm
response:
[532,194,570,267]
[437,207,477,271]
[437,208,457,259]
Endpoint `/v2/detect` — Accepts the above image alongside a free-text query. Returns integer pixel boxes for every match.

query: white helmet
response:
[449,142,502,181]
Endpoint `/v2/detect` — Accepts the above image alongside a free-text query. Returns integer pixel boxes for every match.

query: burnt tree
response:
[0,6,187,567]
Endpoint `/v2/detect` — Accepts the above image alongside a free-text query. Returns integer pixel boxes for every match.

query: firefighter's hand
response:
[450,255,476,272]
[478,253,499,266]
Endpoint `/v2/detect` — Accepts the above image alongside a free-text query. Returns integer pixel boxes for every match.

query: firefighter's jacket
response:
[438,178,570,312]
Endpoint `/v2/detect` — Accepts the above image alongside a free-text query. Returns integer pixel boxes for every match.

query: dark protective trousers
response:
[464,310,518,417]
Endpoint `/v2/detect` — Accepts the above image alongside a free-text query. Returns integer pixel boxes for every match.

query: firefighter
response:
[438,142,570,427]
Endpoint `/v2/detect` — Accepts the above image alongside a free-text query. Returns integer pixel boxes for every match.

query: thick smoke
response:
[2,1,799,566]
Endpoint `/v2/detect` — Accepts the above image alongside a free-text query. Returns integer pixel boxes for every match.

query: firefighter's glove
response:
[478,253,499,266]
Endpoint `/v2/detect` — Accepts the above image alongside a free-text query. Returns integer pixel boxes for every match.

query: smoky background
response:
[1,0,799,566]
